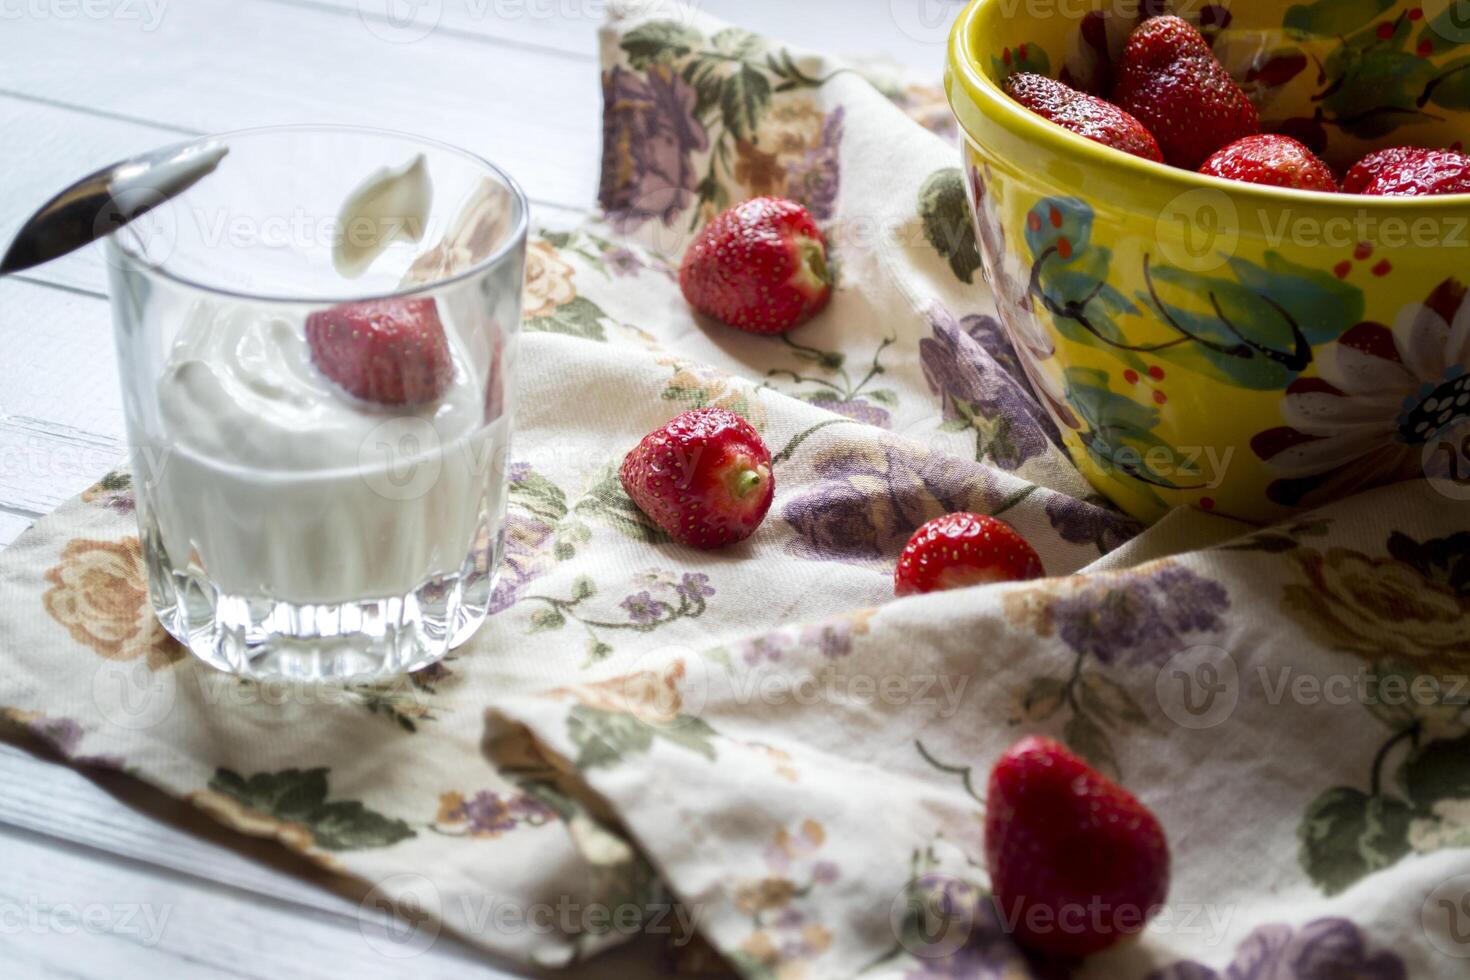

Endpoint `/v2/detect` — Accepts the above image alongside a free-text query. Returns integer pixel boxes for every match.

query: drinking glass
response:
[105,125,527,680]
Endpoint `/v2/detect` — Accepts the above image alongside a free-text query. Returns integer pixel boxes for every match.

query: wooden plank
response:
[276,0,596,56]
[0,0,602,212]
[0,279,123,438]
[0,817,525,978]
[0,509,35,547]
[0,417,124,518]
[293,0,950,71]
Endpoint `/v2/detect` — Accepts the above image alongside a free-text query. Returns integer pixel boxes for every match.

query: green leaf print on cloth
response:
[918,168,982,285]
[553,660,718,770]
[1297,658,1470,894]
[203,768,415,852]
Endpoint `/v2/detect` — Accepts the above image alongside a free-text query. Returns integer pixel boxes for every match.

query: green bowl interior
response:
[969,0,1470,174]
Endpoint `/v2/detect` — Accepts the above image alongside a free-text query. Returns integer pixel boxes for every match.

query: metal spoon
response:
[0,138,227,276]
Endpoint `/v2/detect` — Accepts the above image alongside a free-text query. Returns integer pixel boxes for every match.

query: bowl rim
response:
[945,0,1470,210]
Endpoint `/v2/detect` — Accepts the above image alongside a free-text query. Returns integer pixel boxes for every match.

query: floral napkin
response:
[4,2,1470,978]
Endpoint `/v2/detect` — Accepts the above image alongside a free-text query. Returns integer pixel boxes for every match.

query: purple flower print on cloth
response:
[784,478,886,565]
[437,790,557,838]
[599,64,710,232]
[731,611,873,667]
[676,573,715,602]
[822,399,893,428]
[783,440,1001,566]
[801,622,851,661]
[897,875,1068,980]
[605,246,643,277]
[489,513,556,615]
[1045,492,1144,556]
[921,306,1063,471]
[742,633,790,666]
[784,107,844,221]
[1048,564,1229,666]
[622,591,673,625]
[1147,917,1406,980]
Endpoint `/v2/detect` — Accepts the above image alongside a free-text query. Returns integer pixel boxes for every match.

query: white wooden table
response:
[0,1,952,976]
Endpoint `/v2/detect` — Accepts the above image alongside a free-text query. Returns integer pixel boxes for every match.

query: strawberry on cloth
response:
[679,196,833,334]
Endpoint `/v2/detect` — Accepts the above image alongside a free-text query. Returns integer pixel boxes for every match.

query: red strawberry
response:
[894,513,1043,597]
[985,737,1170,958]
[1199,134,1338,191]
[305,298,452,406]
[679,197,832,334]
[1003,72,1163,163]
[620,407,773,549]
[1343,146,1470,196]
[1112,15,1260,170]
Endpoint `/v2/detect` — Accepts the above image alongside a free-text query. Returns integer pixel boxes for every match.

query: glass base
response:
[142,525,500,681]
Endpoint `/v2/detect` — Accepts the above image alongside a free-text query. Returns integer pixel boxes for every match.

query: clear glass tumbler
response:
[105,125,527,680]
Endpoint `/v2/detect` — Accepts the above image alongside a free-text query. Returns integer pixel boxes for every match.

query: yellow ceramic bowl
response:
[946,0,1470,523]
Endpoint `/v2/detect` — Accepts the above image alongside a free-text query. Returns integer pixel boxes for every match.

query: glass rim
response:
[108,123,531,306]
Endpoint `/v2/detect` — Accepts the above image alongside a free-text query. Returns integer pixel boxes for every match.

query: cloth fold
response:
[2,2,1467,977]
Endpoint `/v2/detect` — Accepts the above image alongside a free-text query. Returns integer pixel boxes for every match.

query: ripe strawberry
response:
[1343,146,1470,196]
[894,513,1043,597]
[1003,72,1163,163]
[679,197,832,334]
[305,298,452,406]
[1112,15,1260,170]
[985,737,1170,958]
[620,407,773,549]
[1199,134,1338,191]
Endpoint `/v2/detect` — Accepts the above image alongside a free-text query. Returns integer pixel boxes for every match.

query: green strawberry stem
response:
[797,237,831,289]
[731,469,764,499]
